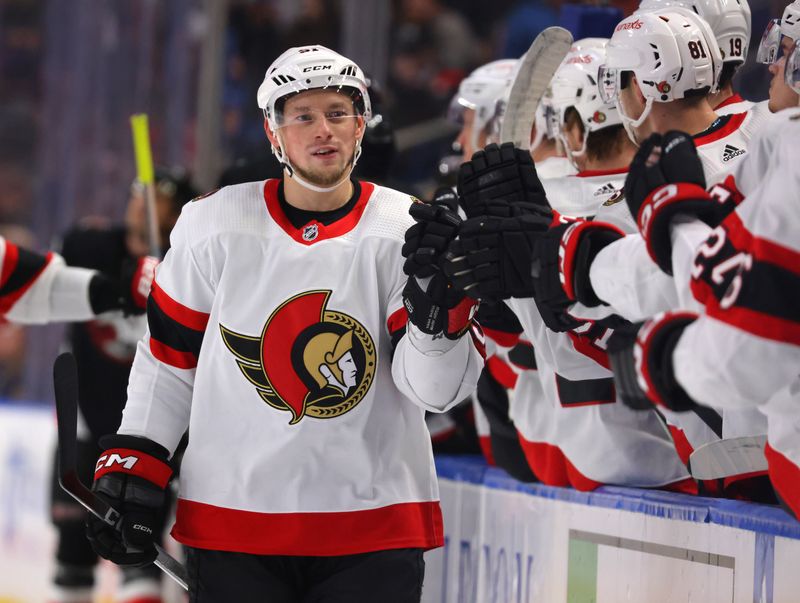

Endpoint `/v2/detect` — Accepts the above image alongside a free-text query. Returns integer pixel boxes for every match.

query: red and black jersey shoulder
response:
[0,240,52,313]
[147,282,209,370]
[691,212,800,345]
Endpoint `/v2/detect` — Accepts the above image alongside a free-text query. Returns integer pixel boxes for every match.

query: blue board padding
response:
[435,455,800,539]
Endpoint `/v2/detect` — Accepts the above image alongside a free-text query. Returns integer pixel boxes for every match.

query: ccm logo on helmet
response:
[302,65,332,72]
[615,19,643,32]
[95,453,139,472]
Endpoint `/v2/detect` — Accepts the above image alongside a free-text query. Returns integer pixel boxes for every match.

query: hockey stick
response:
[687,435,768,481]
[53,352,189,591]
[499,26,573,148]
[130,114,162,258]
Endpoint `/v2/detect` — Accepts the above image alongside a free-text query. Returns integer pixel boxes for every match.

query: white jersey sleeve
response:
[120,199,216,454]
[0,237,97,325]
[673,109,800,410]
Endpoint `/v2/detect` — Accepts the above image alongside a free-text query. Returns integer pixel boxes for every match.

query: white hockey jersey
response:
[588,107,777,321]
[0,237,96,324]
[674,108,800,411]
[535,155,577,179]
[543,167,628,220]
[672,108,800,513]
[506,296,692,490]
[713,92,754,116]
[118,179,482,556]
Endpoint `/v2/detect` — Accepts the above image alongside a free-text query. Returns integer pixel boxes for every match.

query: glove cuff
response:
[95,435,172,489]
[639,183,716,274]
[637,311,699,411]
[560,220,625,303]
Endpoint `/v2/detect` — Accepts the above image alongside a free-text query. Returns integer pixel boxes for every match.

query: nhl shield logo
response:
[302,223,319,242]
[220,290,376,424]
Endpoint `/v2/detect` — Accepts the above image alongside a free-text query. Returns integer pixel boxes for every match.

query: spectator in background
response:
[499,0,560,58]
[398,0,482,71]
[284,0,341,49]
[389,0,482,126]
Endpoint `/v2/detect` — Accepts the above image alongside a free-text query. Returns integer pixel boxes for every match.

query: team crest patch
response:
[602,189,625,206]
[220,290,376,424]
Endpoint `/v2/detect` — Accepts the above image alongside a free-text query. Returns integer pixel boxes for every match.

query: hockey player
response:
[450,59,573,178]
[0,236,153,325]
[446,142,692,492]
[638,0,753,114]
[606,97,800,515]
[49,168,194,603]
[450,58,519,163]
[85,45,482,602]
[543,40,636,220]
[757,0,800,112]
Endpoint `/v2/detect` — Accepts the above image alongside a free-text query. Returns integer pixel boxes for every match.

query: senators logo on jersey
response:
[220,290,376,424]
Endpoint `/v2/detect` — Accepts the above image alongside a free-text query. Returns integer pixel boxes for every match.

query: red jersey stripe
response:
[694,112,747,147]
[0,239,18,289]
[171,499,444,556]
[482,326,521,348]
[150,338,198,369]
[150,281,210,332]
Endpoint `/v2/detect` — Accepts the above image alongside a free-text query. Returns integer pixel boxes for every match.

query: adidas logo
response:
[594,183,619,197]
[722,144,745,162]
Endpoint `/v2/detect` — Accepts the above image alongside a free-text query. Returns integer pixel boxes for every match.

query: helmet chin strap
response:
[271,129,363,194]
[619,96,653,147]
[559,129,588,170]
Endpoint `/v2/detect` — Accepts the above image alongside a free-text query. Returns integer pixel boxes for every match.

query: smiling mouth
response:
[313,149,337,156]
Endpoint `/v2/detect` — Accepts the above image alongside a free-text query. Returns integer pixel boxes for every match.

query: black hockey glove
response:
[402,273,477,340]
[86,434,173,567]
[443,211,552,302]
[528,220,625,332]
[88,256,159,316]
[607,311,700,412]
[625,131,724,274]
[457,142,551,219]
[402,188,461,279]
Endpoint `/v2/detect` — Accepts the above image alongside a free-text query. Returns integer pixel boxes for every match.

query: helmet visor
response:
[598,65,620,104]
[786,41,800,93]
[757,19,783,64]
[273,107,361,130]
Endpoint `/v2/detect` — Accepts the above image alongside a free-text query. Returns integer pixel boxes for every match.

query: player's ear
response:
[630,74,646,105]
[354,115,366,140]
[264,118,279,147]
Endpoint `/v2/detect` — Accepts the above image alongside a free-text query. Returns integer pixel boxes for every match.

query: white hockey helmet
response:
[638,0,751,63]
[531,97,551,152]
[549,40,622,164]
[757,0,800,64]
[448,59,519,152]
[599,8,722,135]
[787,40,800,94]
[257,45,371,192]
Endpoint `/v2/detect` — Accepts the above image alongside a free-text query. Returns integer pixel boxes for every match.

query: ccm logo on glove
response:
[96,452,140,472]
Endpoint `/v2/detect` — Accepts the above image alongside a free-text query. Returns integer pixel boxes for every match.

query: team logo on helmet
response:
[592,110,607,124]
[220,290,376,424]
[656,81,671,94]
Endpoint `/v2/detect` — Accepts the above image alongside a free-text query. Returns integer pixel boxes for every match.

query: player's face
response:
[768,37,800,112]
[455,108,488,162]
[272,89,364,187]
